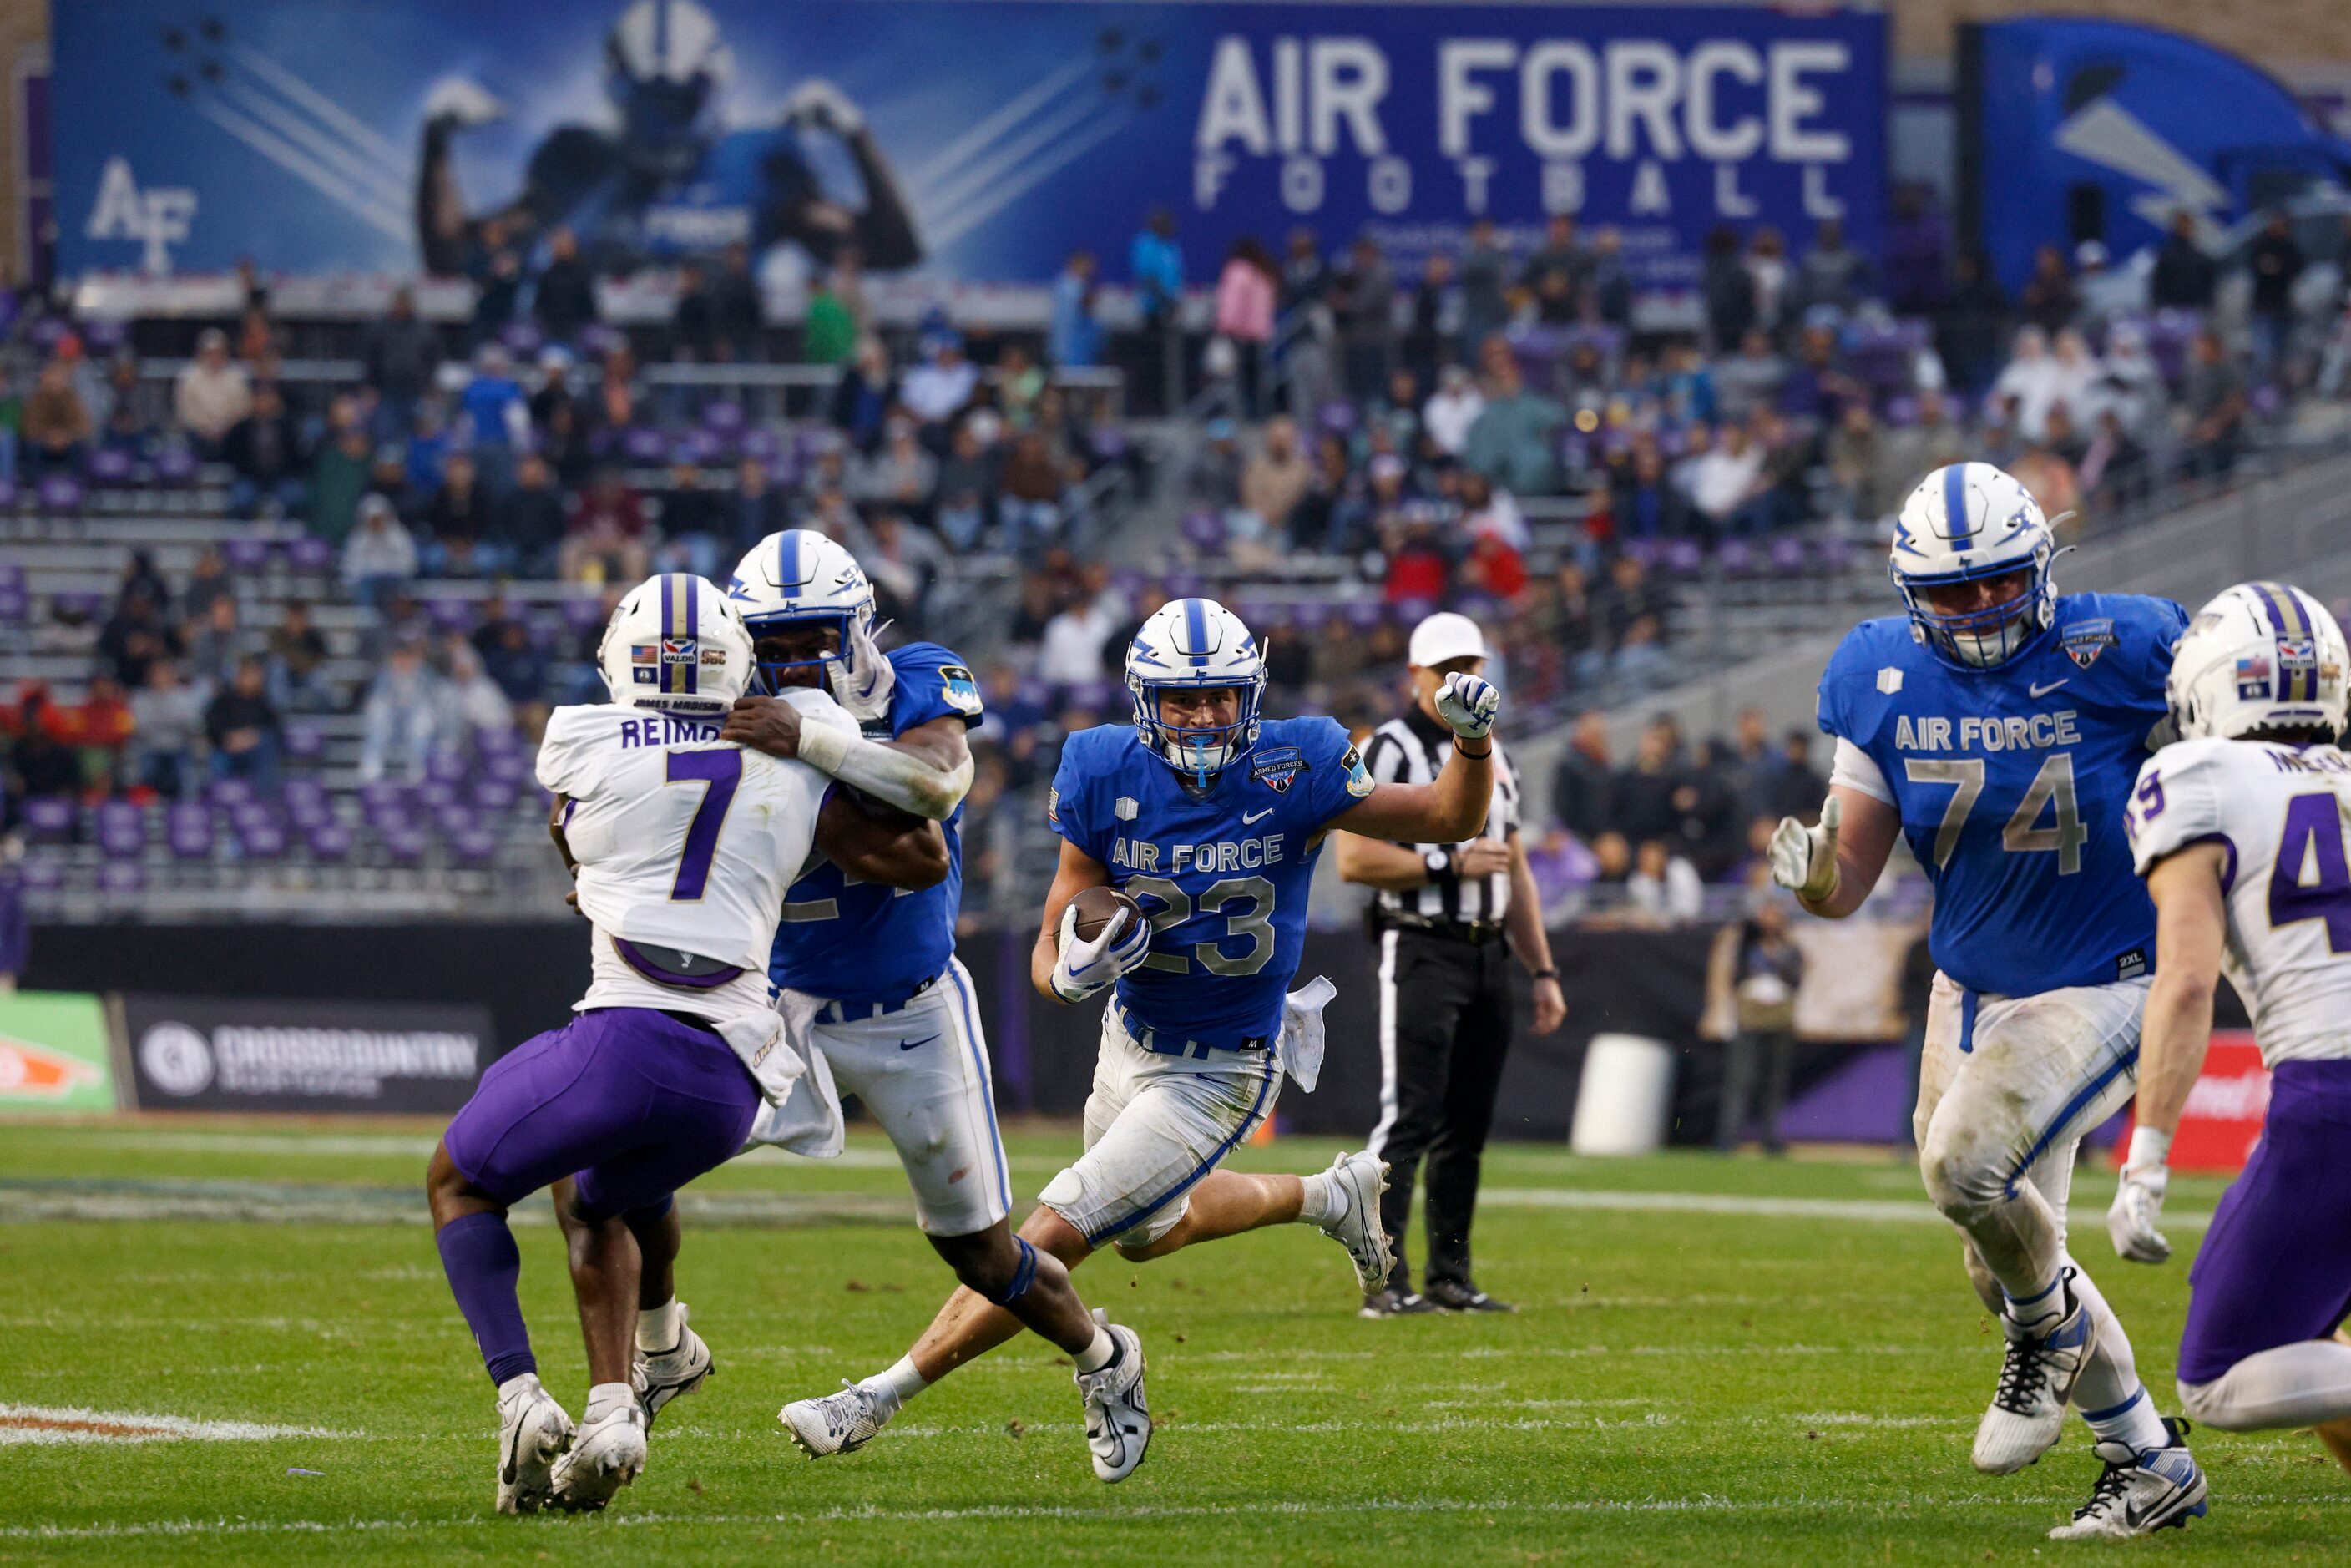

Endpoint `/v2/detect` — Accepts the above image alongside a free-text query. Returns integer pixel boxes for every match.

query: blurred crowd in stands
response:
[7,190,2351,905]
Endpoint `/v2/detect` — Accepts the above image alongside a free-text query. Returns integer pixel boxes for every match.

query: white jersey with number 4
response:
[535,688,842,1097]
[2126,736,2351,1067]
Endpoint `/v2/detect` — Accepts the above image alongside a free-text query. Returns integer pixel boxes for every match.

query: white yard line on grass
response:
[1477,1187,2214,1230]
[0,1404,355,1446]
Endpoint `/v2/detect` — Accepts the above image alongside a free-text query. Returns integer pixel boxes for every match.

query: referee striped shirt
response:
[1361,705,1520,925]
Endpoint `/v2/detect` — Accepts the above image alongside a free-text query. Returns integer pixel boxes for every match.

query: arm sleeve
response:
[887,645,985,735]
[2126,742,2229,879]
[1830,737,1894,805]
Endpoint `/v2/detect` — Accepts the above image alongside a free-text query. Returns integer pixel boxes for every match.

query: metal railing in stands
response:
[137,359,1125,422]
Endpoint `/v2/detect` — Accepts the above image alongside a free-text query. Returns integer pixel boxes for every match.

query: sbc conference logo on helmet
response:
[138,1022,217,1098]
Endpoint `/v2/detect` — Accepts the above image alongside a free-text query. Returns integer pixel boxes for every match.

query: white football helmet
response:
[597,573,752,720]
[1125,597,1267,786]
[2169,581,2349,744]
[726,530,894,721]
[1889,462,2058,670]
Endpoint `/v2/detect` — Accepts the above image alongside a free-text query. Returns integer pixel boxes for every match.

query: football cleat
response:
[1974,1288,2098,1474]
[2047,1419,2207,1540]
[1359,1287,1441,1319]
[632,1302,714,1428]
[1073,1308,1150,1483]
[549,1397,647,1513]
[493,1373,575,1516]
[1317,1151,1396,1296]
[1423,1278,1517,1313]
[780,1379,892,1458]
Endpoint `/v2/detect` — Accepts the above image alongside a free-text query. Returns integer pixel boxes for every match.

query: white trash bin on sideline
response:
[1570,1033,1675,1156]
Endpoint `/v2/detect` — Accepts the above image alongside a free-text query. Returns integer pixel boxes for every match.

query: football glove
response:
[1768,794,1842,903]
[1049,898,1152,1004]
[781,79,865,136]
[2107,1126,2172,1264]
[1433,672,1499,741]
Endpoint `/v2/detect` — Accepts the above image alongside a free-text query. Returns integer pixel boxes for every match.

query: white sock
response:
[1297,1170,1346,1227]
[1074,1325,1117,1373]
[584,1381,635,1424]
[859,1355,928,1416]
[2083,1385,2171,1454]
[635,1297,681,1353]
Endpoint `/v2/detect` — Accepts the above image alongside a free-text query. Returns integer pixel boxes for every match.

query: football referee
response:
[1336,612,1566,1317]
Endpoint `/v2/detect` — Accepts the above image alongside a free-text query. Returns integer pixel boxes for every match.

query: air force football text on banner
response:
[122,994,489,1115]
[53,0,1885,282]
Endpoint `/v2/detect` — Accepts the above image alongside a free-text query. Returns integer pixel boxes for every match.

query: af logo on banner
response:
[85,157,198,274]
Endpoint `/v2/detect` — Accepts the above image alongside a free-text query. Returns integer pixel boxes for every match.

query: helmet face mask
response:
[1126,598,1267,787]
[2169,582,2349,746]
[1889,463,2057,671]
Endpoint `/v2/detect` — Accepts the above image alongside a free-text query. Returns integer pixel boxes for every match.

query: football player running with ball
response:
[2114,583,2351,1488]
[1771,464,2207,1539]
[776,596,1502,1481]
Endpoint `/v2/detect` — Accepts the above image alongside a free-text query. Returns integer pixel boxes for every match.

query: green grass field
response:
[0,1119,2343,1565]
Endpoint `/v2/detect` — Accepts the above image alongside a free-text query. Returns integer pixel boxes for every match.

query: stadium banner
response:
[0,990,119,1114]
[119,993,490,1115]
[51,0,1887,285]
[2142,1029,2269,1176]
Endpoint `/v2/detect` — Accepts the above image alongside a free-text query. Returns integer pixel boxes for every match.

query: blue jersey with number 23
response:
[1051,716,1374,1048]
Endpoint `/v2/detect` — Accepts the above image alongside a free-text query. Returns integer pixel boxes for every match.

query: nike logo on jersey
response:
[1242,807,1276,825]
[897,1035,940,1052]
[2029,678,2070,698]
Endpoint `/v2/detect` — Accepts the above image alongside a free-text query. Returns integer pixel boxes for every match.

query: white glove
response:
[1433,672,1499,741]
[1049,898,1151,1004]
[1769,795,1842,903]
[2107,1126,2172,1264]
[424,77,506,129]
[781,79,865,136]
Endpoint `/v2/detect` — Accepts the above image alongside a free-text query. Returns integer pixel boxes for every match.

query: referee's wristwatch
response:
[1423,847,1454,882]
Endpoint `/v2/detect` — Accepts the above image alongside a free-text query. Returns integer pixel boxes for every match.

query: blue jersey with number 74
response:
[1816,592,2187,998]
[1050,716,1374,1048]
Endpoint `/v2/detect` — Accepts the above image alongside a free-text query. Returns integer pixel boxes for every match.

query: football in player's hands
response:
[1069,884,1144,946]
[1433,672,1499,740]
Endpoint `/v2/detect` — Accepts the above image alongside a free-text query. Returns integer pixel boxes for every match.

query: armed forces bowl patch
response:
[938,662,983,716]
[1342,744,1375,797]
[2060,619,2116,670]
[1251,745,1307,793]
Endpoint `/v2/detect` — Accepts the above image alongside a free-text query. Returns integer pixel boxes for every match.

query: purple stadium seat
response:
[235,818,289,860]
[498,321,544,357]
[0,589,27,625]
[222,536,274,575]
[1620,538,1663,571]
[702,401,747,435]
[1344,599,1387,631]
[1181,511,1227,555]
[361,797,414,836]
[1089,427,1130,462]
[469,776,518,812]
[85,447,134,484]
[306,820,355,861]
[97,862,145,898]
[18,854,65,894]
[286,534,337,574]
[565,595,609,635]
[1162,570,1204,600]
[1292,599,1332,630]
[483,750,532,789]
[417,778,461,813]
[1715,539,1757,576]
[0,561,20,592]
[358,778,409,812]
[1316,400,1357,437]
[28,318,64,352]
[0,477,18,510]
[49,589,106,625]
[1769,536,1808,574]
[95,799,145,858]
[206,776,257,810]
[578,324,626,358]
[21,796,74,843]
[425,597,475,634]
[623,427,670,464]
[153,447,199,485]
[284,725,326,763]
[166,803,216,860]
[424,747,470,787]
[1814,534,1858,574]
[1662,538,1706,576]
[35,474,83,513]
[380,827,428,865]
[450,827,500,866]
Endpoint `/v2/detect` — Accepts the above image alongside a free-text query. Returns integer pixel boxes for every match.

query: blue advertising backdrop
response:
[55,0,1886,283]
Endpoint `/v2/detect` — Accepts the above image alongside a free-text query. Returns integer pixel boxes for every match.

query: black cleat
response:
[1359,1287,1441,1318]
[1423,1279,1517,1313]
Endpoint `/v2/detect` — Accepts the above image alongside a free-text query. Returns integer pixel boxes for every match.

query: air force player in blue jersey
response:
[714,531,1137,1483]
[781,596,1503,1479]
[1772,463,2207,1539]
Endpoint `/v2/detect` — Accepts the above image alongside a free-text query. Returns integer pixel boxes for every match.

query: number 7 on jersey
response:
[665,749,741,901]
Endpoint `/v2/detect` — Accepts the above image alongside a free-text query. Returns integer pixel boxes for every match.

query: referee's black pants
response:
[1370,928,1514,1293]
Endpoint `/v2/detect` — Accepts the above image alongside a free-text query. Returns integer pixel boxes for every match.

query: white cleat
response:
[549,1399,647,1513]
[780,1380,892,1458]
[1073,1308,1150,1483]
[632,1302,714,1428]
[493,1373,575,1516]
[1317,1151,1395,1295]
[2048,1419,2207,1540]
[1973,1289,2098,1474]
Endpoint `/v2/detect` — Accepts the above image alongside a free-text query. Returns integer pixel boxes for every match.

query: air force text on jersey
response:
[1891,710,2085,755]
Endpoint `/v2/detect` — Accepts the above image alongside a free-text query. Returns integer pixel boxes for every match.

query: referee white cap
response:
[1408,610,1489,669]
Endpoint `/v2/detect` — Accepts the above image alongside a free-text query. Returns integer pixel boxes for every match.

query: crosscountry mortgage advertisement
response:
[119,994,489,1114]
